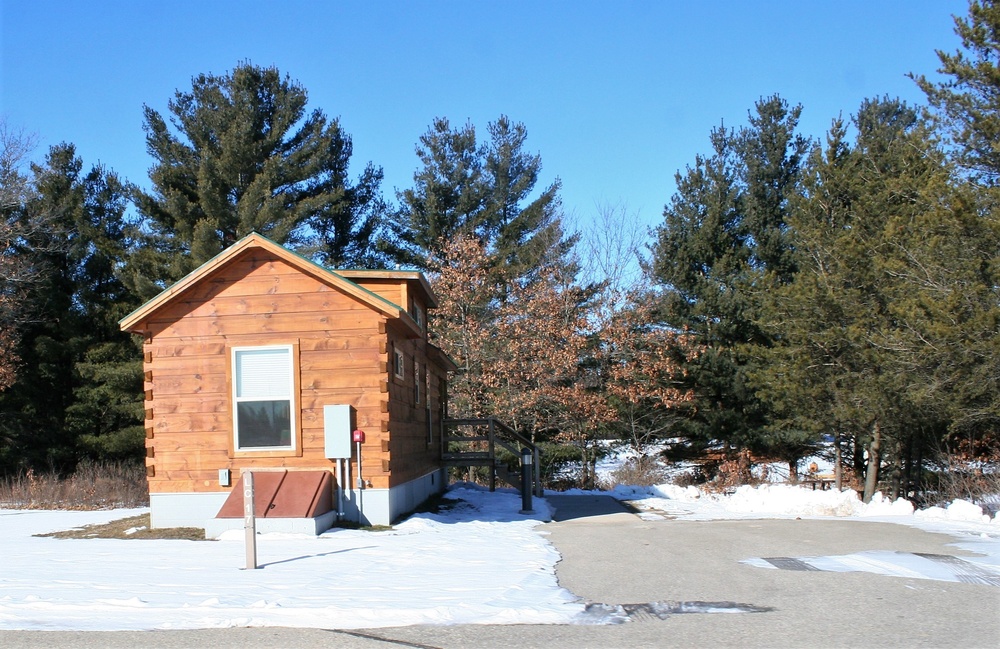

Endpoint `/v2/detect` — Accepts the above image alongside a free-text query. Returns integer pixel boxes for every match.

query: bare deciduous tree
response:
[0,120,39,390]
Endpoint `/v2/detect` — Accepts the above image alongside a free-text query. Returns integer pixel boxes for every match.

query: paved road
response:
[3,495,998,648]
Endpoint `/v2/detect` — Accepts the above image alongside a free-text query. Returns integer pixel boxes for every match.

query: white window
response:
[232,345,295,451]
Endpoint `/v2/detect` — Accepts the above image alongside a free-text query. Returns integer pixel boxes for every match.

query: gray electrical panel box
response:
[324,404,355,459]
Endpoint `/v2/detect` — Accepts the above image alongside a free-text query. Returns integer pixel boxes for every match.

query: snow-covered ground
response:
[0,487,580,631]
[1,482,997,631]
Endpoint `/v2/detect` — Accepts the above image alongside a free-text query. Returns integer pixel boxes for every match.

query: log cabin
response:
[119,233,455,535]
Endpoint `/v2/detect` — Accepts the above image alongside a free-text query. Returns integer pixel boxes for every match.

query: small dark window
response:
[414,361,421,404]
[394,348,405,380]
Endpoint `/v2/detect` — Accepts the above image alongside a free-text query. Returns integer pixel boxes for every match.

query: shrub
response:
[0,460,148,510]
[598,455,669,490]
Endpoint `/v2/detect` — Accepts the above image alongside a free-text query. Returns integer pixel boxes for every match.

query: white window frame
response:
[231,344,296,452]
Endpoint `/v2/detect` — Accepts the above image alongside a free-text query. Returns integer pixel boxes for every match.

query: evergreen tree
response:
[386,118,485,267]
[912,0,1000,456]
[914,0,1000,185]
[130,62,387,296]
[481,116,569,283]
[650,95,807,460]
[385,115,574,278]
[0,144,143,472]
[754,98,990,500]
[393,116,592,460]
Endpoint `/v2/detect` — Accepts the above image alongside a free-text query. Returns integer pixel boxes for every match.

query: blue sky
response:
[1,1,967,239]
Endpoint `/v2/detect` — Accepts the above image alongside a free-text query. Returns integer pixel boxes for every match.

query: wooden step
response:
[442,459,495,468]
[442,452,493,461]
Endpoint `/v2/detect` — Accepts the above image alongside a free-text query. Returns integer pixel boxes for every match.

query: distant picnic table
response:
[801,474,836,490]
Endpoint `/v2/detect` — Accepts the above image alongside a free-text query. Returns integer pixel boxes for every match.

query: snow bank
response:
[725,484,865,517]
[613,481,996,524]
[915,498,996,525]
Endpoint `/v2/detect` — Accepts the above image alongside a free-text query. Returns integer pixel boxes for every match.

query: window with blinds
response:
[232,346,294,450]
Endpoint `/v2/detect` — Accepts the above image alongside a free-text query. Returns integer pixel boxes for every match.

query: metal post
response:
[519,447,534,514]
[533,447,542,497]
[488,420,496,492]
[336,459,344,519]
[243,471,257,570]
[356,439,365,522]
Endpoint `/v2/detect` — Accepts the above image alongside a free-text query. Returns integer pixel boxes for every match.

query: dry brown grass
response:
[0,460,148,510]
[33,513,208,541]
[598,455,670,489]
[933,464,1000,516]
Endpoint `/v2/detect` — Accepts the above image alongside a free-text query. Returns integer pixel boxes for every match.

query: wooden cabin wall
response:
[346,278,409,315]
[139,249,393,494]
[384,323,445,487]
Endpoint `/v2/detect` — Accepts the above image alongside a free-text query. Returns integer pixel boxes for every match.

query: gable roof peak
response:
[119,233,427,333]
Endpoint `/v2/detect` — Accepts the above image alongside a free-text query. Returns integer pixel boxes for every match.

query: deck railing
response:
[441,418,542,497]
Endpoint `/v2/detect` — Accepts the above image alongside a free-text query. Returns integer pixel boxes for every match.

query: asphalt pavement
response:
[3,494,998,648]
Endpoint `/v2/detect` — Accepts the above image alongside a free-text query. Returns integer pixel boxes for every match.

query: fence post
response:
[488,419,496,492]
[243,471,257,570]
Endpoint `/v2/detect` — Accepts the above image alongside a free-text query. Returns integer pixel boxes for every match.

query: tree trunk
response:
[579,446,591,489]
[888,438,903,500]
[788,460,798,483]
[902,433,913,499]
[863,420,881,504]
[834,433,843,491]
[888,459,900,500]
[853,435,866,480]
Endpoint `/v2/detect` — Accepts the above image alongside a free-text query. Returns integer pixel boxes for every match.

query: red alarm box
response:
[352,429,365,443]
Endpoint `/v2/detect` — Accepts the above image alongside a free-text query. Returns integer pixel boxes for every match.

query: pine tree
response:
[395,117,593,470]
[913,0,1000,185]
[480,116,569,283]
[385,115,574,278]
[911,0,1000,466]
[386,118,486,267]
[130,62,387,296]
[0,144,143,472]
[754,98,988,500]
[650,95,807,460]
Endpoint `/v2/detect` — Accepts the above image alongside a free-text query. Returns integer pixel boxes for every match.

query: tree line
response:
[1,2,998,501]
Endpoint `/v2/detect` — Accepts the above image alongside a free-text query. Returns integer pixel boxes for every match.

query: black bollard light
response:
[519,447,534,514]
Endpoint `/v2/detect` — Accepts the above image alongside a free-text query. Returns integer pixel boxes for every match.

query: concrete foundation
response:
[149,468,446,537]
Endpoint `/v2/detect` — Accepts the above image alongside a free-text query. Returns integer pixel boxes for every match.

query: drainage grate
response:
[752,551,1000,587]
[914,553,1000,587]
[764,556,821,571]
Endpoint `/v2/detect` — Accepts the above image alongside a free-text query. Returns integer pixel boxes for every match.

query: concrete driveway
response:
[3,494,998,648]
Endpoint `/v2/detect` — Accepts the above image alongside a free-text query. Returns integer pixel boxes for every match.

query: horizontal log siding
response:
[384,323,446,487]
[344,278,408,314]
[140,250,400,494]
